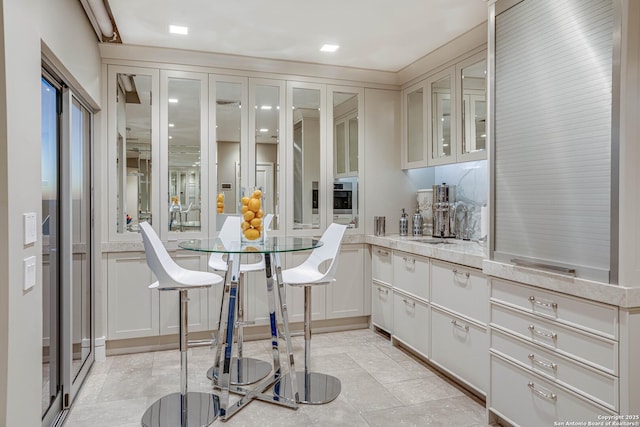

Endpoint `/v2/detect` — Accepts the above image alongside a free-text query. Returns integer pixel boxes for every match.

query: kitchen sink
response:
[411,238,457,245]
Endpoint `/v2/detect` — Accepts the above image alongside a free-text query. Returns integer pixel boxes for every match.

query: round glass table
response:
[178,236,323,420]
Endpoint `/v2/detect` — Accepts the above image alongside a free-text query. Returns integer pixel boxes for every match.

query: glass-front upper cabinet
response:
[330,87,362,230]
[456,52,487,162]
[212,76,247,231]
[427,66,456,166]
[250,80,284,232]
[288,82,325,231]
[108,66,159,240]
[402,82,427,168]
[162,70,209,236]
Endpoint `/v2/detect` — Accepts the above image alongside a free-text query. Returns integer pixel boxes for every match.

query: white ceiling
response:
[108,0,488,72]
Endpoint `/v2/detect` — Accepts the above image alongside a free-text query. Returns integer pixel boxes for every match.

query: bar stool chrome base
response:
[207,357,272,386]
[141,392,219,427]
[274,372,341,404]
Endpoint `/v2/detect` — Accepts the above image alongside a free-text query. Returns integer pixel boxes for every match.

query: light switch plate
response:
[24,213,37,245]
[24,256,36,291]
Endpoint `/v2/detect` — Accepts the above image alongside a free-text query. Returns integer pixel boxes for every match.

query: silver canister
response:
[412,208,423,237]
[399,209,409,236]
[432,183,456,237]
[374,216,386,236]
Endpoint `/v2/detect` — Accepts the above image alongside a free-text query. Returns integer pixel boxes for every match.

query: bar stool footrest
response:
[273,371,341,404]
[141,391,220,427]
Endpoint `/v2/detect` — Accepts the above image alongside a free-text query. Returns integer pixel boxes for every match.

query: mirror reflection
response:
[461,59,486,154]
[254,84,280,230]
[168,77,202,232]
[431,75,452,158]
[292,87,321,230]
[116,73,152,233]
[406,87,424,163]
[215,81,242,224]
[333,92,359,228]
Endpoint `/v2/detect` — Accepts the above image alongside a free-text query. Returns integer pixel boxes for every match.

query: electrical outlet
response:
[24,256,36,291]
[24,213,37,245]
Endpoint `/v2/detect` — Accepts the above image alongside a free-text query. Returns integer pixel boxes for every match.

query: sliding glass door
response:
[42,70,95,427]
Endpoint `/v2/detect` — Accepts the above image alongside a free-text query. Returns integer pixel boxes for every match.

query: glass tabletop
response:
[178,236,323,254]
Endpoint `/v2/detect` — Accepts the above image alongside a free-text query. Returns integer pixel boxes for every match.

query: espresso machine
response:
[432,183,456,237]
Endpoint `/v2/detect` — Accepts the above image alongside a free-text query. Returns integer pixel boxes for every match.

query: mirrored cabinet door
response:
[330,87,362,230]
[250,80,284,231]
[162,71,209,236]
[403,82,427,168]
[212,77,247,232]
[288,82,325,231]
[427,66,456,166]
[457,52,487,162]
[108,66,159,240]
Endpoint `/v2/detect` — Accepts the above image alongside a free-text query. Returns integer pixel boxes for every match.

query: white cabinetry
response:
[371,246,393,332]
[489,278,619,425]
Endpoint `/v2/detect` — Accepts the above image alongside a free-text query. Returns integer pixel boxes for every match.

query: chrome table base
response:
[274,372,341,404]
[141,392,219,427]
[206,357,271,386]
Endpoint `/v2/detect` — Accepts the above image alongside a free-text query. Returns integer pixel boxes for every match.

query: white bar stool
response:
[274,223,347,404]
[207,214,274,386]
[138,222,223,427]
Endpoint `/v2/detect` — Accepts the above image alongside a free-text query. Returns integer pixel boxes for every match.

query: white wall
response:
[0,0,43,425]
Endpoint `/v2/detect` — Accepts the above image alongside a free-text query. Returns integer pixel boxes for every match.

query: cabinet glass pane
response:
[167,77,202,232]
[116,73,152,233]
[254,84,280,230]
[335,122,346,175]
[432,76,452,159]
[292,87,321,230]
[215,82,242,217]
[332,91,359,229]
[462,59,486,154]
[406,88,423,163]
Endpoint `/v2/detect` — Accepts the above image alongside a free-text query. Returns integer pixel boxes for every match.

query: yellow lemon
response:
[250,218,262,228]
[256,209,264,218]
[241,220,251,230]
[217,194,224,202]
[252,189,262,199]
[217,202,224,208]
[244,228,260,240]
[243,210,255,222]
[241,205,249,214]
[217,207,223,213]
[241,196,250,206]
[248,198,261,212]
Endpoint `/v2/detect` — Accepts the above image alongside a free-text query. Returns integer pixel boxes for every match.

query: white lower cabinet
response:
[431,307,487,394]
[371,281,393,333]
[490,354,614,426]
[326,244,365,319]
[393,290,429,357]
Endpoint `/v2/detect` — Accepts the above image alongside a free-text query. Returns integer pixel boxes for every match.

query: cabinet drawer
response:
[490,355,614,427]
[491,328,618,411]
[431,260,488,324]
[372,282,393,333]
[393,291,429,356]
[491,303,617,375]
[431,307,487,394]
[491,279,618,339]
[372,246,393,285]
[393,252,429,300]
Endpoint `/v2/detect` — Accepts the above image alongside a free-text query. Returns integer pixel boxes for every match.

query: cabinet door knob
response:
[527,382,557,401]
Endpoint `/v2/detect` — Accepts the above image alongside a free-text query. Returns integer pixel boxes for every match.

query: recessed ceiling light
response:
[320,44,340,53]
[168,98,179,103]
[169,136,173,139]
[169,25,189,35]
[260,105,272,110]
[168,123,175,127]
[259,128,269,133]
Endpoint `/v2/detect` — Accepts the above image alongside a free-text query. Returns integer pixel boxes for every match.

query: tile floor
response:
[63,328,490,427]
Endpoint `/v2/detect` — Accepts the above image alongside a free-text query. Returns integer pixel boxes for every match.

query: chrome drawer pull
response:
[377,287,389,295]
[402,298,415,308]
[403,257,415,265]
[528,296,558,310]
[528,354,558,371]
[528,382,557,401]
[452,268,470,279]
[451,319,470,332]
[377,249,389,256]
[528,324,558,340]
